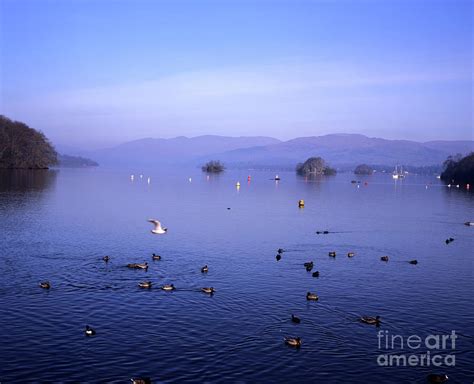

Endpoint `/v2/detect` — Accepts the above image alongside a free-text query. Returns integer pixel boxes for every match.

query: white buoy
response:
[189,177,192,183]
[140,174,143,179]
[147,177,151,184]
[130,174,134,181]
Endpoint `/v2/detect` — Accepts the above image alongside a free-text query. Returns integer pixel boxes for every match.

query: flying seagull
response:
[148,219,167,234]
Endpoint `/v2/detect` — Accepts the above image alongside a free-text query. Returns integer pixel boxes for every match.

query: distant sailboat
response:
[392,165,405,179]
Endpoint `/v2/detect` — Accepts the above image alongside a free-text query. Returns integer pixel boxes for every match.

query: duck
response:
[316,231,329,234]
[284,337,302,347]
[152,253,161,261]
[347,252,355,258]
[445,237,454,244]
[380,256,389,262]
[277,248,284,254]
[464,221,473,226]
[201,287,215,294]
[291,314,301,324]
[138,281,152,289]
[303,261,313,268]
[84,325,96,336]
[161,284,175,291]
[409,259,418,265]
[201,265,209,273]
[131,378,152,384]
[127,263,148,270]
[275,254,281,261]
[426,374,448,383]
[312,271,320,277]
[360,316,381,325]
[103,255,110,262]
[39,281,51,289]
[306,292,319,301]
[328,251,336,257]
[306,264,313,272]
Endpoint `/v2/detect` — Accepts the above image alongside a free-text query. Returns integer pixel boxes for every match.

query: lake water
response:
[0,168,473,383]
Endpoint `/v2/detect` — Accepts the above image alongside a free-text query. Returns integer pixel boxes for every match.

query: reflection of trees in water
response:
[298,173,323,190]
[0,170,58,213]
[0,169,58,192]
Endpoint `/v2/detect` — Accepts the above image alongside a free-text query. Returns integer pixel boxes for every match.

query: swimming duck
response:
[328,251,336,257]
[426,374,448,383]
[303,261,313,268]
[276,254,281,261]
[360,316,381,325]
[347,252,355,258]
[138,281,152,289]
[39,281,51,289]
[201,265,209,273]
[445,238,454,244]
[464,221,473,226]
[152,253,161,260]
[103,255,110,262]
[409,260,418,265]
[306,264,313,272]
[316,231,329,234]
[127,263,148,270]
[84,325,96,336]
[131,378,152,384]
[312,271,320,277]
[201,287,215,294]
[380,256,389,262]
[306,292,319,301]
[284,337,301,347]
[291,314,301,324]
[277,248,284,254]
[161,284,175,291]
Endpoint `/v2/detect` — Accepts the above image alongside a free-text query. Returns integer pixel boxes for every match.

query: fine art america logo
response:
[377,330,457,367]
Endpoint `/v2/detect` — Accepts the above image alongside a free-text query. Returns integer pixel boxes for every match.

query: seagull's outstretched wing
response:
[148,219,162,230]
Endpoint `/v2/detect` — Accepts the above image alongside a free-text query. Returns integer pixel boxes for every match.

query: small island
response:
[440,153,474,185]
[202,160,225,173]
[0,115,57,169]
[354,164,373,175]
[296,157,336,176]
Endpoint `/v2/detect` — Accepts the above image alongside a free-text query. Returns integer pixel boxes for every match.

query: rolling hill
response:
[81,133,473,169]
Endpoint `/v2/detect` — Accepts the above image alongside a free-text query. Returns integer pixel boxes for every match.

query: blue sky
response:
[0,0,472,149]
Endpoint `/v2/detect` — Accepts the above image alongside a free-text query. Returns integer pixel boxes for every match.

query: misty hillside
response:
[85,135,281,166]
[211,134,474,167]
[84,133,473,168]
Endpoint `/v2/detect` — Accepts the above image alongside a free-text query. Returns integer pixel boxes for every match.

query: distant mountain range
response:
[71,134,473,169]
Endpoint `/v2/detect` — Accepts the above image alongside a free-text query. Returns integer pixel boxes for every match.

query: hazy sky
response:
[1,0,472,149]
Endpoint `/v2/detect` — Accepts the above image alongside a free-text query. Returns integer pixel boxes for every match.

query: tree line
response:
[440,152,474,185]
[0,116,58,169]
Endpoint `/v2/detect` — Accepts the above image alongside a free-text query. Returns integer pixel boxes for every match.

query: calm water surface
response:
[0,168,473,383]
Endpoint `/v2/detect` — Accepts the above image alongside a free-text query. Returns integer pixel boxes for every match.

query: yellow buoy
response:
[298,199,305,208]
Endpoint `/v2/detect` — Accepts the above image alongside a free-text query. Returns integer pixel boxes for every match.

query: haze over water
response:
[0,168,472,383]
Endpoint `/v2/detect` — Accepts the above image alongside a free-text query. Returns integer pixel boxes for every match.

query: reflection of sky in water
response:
[0,168,472,383]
